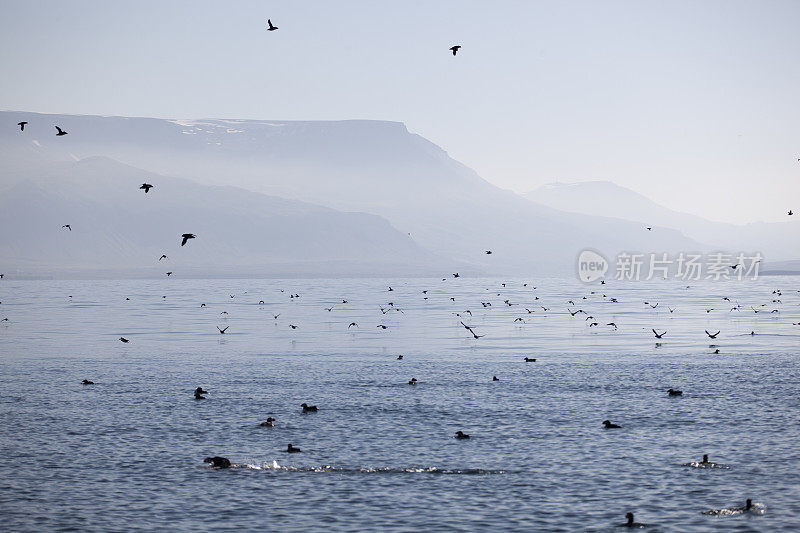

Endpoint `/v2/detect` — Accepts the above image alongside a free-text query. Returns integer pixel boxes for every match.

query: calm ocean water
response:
[1,276,799,531]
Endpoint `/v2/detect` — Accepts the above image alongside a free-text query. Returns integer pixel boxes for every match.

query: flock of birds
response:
[4,15,798,528]
[60,275,792,527]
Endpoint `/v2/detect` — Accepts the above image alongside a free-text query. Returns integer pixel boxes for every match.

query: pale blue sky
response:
[1,0,798,223]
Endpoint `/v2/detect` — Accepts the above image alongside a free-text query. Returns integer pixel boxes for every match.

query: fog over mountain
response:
[527,181,800,263]
[2,111,720,278]
[0,156,451,278]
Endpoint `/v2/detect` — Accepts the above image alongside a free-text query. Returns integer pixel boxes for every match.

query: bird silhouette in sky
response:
[267,19,278,31]
[181,233,196,246]
[17,121,27,131]
[55,126,68,136]
[140,183,154,193]
[450,45,461,56]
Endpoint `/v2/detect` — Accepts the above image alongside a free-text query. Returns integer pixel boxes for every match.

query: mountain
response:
[526,181,800,262]
[0,156,448,278]
[1,111,709,276]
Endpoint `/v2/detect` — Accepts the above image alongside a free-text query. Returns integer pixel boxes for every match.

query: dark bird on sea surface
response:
[159,254,167,261]
[17,121,27,131]
[289,324,298,329]
[301,403,318,412]
[397,355,403,360]
[119,337,130,343]
[82,379,94,385]
[455,430,470,439]
[667,388,683,396]
[524,357,536,362]
[453,273,460,278]
[260,417,276,427]
[203,456,231,468]
[705,330,720,339]
[286,444,301,453]
[712,348,720,354]
[195,387,208,397]
[492,376,499,381]
[55,126,68,136]
[267,19,278,31]
[140,183,154,193]
[166,272,172,277]
[602,420,621,429]
[460,321,484,339]
[62,224,71,231]
[180,233,196,246]
[450,45,461,56]
[408,377,418,385]
[620,512,646,528]
[342,299,348,303]
[348,322,358,328]
[217,326,228,334]
[652,329,666,339]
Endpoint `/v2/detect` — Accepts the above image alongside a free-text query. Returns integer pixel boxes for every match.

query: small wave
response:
[702,503,766,516]
[229,461,506,475]
[682,461,730,469]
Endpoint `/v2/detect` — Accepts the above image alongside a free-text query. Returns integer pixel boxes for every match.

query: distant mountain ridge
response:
[3,110,793,278]
[526,181,800,262]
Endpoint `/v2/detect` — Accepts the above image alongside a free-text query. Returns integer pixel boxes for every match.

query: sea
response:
[1,276,799,531]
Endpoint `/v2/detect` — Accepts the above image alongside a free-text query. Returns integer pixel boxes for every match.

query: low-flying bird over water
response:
[217,326,228,334]
[119,337,130,343]
[450,45,461,56]
[348,322,358,328]
[140,183,154,193]
[267,19,278,31]
[55,126,68,136]
[652,329,666,339]
[181,233,196,246]
[705,330,720,339]
[166,272,172,277]
[159,254,167,260]
[460,321,484,339]
[17,121,27,131]
[62,224,71,231]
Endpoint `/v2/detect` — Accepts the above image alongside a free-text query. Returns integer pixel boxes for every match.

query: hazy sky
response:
[1,0,798,224]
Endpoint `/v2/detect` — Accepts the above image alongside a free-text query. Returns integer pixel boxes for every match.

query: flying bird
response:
[159,255,167,261]
[789,210,793,216]
[62,224,71,231]
[460,321,484,339]
[652,329,666,339]
[348,322,358,328]
[165,272,172,277]
[267,19,278,31]
[17,121,27,131]
[705,330,720,339]
[485,250,492,254]
[140,183,154,193]
[449,45,461,56]
[217,326,228,334]
[119,337,130,343]
[55,126,68,136]
[180,233,196,246]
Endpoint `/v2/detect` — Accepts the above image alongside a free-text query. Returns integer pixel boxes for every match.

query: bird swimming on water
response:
[194,387,207,399]
[602,420,621,429]
[203,456,231,468]
[667,388,683,396]
[286,444,301,453]
[82,379,94,385]
[260,417,276,427]
[620,512,646,528]
[301,403,318,412]
[180,233,196,246]
[455,430,470,439]
[119,337,129,343]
